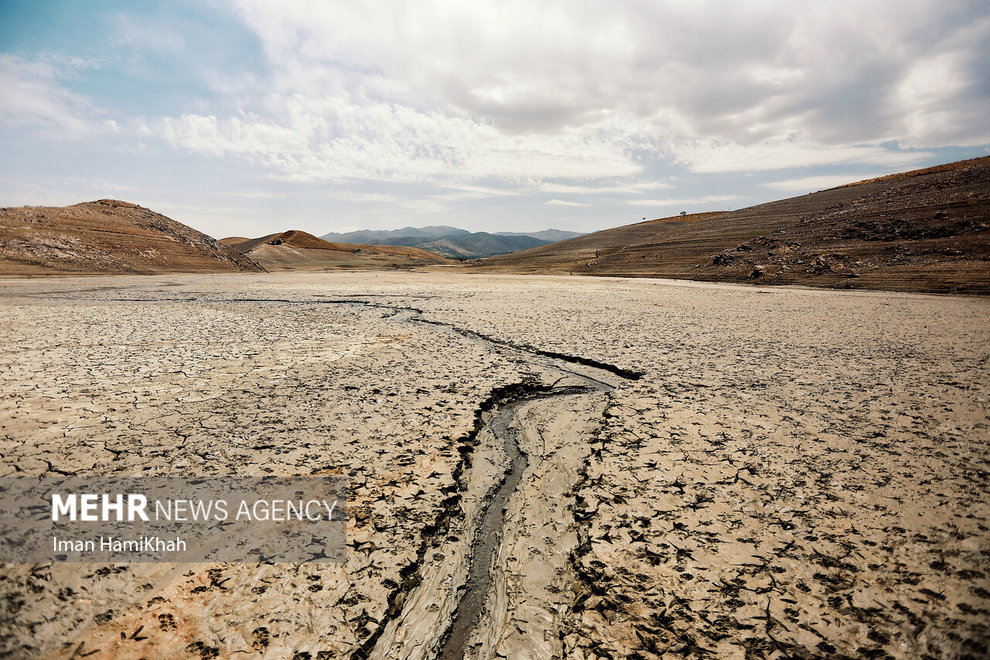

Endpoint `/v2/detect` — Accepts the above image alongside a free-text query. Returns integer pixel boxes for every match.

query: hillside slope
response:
[417,232,547,259]
[494,229,584,242]
[321,225,468,244]
[321,226,572,259]
[0,200,262,275]
[221,230,455,270]
[473,157,990,294]
[697,160,990,293]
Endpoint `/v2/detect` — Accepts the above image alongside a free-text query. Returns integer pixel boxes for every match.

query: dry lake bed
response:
[1,272,988,659]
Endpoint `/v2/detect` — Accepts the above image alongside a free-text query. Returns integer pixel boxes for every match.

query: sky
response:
[1,0,989,239]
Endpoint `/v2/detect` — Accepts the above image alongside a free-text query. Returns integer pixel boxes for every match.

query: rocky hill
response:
[322,226,583,259]
[221,230,455,270]
[415,232,547,259]
[321,225,468,244]
[0,200,262,275]
[696,160,990,292]
[473,157,990,294]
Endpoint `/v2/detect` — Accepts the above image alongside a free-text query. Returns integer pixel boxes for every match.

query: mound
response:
[321,226,573,259]
[222,230,455,270]
[698,159,990,293]
[417,232,547,259]
[473,157,990,294]
[0,200,263,275]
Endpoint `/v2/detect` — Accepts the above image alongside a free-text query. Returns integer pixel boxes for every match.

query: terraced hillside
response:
[221,230,455,270]
[474,157,990,294]
[0,200,262,275]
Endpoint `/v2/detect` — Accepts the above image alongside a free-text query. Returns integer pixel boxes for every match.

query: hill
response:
[321,226,469,244]
[472,157,990,294]
[321,226,582,259]
[415,232,547,259]
[0,199,262,275]
[494,229,584,242]
[220,230,455,270]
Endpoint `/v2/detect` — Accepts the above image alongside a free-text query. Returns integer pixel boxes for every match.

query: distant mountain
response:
[221,230,454,270]
[417,233,548,260]
[493,229,585,242]
[320,226,583,259]
[321,226,469,244]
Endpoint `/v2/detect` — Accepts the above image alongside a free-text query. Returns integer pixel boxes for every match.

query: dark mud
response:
[436,383,601,659]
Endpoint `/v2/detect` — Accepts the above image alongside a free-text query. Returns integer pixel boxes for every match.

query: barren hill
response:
[0,200,262,275]
[322,226,566,259]
[416,232,547,259]
[471,157,990,294]
[221,230,455,270]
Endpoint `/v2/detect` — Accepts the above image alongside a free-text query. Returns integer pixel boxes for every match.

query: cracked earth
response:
[1,272,987,659]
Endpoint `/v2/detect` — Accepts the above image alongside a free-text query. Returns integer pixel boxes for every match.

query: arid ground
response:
[473,156,990,295]
[1,272,987,659]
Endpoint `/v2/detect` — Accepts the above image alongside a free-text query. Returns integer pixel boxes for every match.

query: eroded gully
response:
[323,298,640,660]
[33,288,641,659]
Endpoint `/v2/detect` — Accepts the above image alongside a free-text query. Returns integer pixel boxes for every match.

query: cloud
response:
[672,139,932,173]
[4,0,988,233]
[546,199,589,207]
[764,173,886,192]
[894,45,990,148]
[626,195,742,208]
[144,0,990,188]
[329,191,401,203]
[160,95,643,183]
[220,0,990,162]
[0,55,98,137]
[535,181,674,195]
[0,174,139,207]
[440,184,521,198]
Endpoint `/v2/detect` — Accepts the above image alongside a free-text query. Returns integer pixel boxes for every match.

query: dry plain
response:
[0,272,987,659]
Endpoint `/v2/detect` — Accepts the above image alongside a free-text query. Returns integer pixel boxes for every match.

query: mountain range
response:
[1,158,985,294]
[320,227,584,259]
[220,230,454,270]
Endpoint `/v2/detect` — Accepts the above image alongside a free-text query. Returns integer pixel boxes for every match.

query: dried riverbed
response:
[1,272,988,659]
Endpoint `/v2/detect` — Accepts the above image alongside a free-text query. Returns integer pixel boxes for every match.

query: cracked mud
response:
[1,272,988,659]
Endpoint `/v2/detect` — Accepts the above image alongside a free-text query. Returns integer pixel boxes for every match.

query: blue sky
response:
[1,0,988,239]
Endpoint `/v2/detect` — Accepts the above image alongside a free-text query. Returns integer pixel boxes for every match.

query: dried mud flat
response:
[0,272,987,659]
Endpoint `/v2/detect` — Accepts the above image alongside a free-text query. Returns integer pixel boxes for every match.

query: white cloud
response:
[440,184,521,198]
[673,139,931,173]
[329,191,400,203]
[764,173,886,192]
[546,199,589,207]
[894,45,990,148]
[4,0,988,237]
[535,181,674,195]
[163,0,987,185]
[161,95,643,183]
[0,55,98,137]
[0,175,138,207]
[626,195,742,207]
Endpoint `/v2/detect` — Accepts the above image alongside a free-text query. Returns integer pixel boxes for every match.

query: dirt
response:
[221,230,455,271]
[0,200,262,275]
[472,157,990,294]
[0,272,987,659]
[5,158,988,295]
[698,159,990,293]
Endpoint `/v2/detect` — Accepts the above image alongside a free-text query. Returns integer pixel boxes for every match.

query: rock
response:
[807,255,832,274]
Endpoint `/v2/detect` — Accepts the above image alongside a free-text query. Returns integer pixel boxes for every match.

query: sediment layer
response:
[0,271,986,659]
